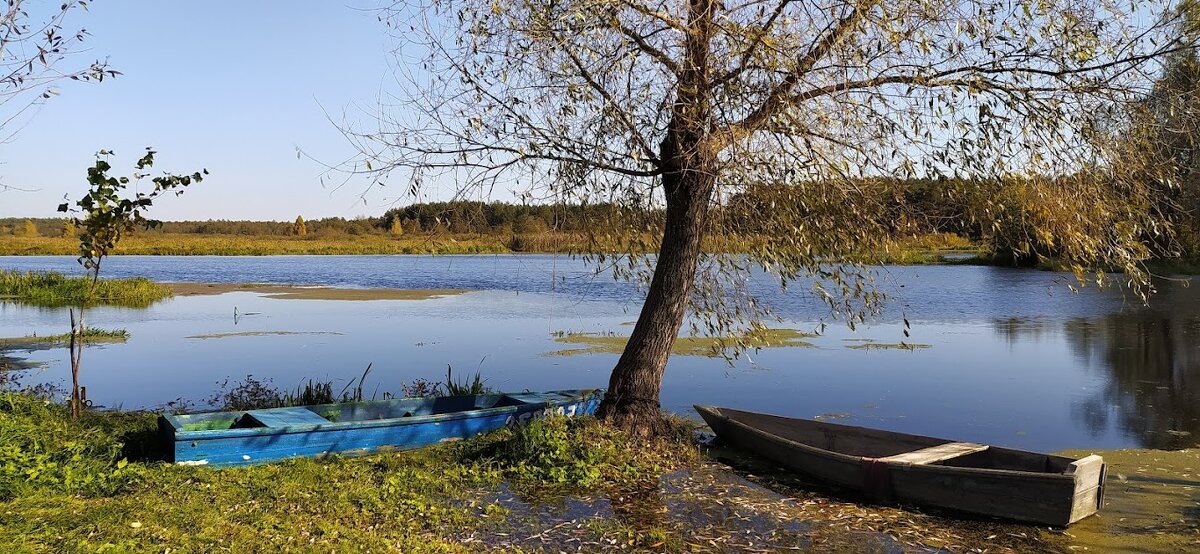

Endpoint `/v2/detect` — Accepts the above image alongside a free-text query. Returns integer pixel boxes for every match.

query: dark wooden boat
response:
[695,405,1105,526]
[159,389,602,467]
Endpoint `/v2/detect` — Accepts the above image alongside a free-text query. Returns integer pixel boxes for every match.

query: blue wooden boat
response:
[159,389,603,467]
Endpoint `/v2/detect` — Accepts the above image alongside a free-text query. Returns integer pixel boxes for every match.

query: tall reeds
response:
[0,270,172,308]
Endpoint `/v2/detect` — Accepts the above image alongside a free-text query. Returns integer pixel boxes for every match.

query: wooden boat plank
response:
[879,442,989,464]
[1068,484,1103,525]
[713,411,866,488]
[237,406,331,428]
[1066,455,1104,486]
[892,463,1077,525]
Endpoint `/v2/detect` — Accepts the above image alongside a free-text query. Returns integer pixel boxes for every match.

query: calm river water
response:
[2,255,1197,453]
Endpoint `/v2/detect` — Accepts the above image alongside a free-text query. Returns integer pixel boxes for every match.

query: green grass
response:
[0,327,129,348]
[0,270,173,308]
[0,391,697,553]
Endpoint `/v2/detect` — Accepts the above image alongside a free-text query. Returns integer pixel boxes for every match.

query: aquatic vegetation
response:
[546,327,818,357]
[0,327,129,348]
[443,366,491,396]
[207,372,373,411]
[845,341,932,351]
[0,269,172,308]
[1046,448,1200,552]
[206,375,285,410]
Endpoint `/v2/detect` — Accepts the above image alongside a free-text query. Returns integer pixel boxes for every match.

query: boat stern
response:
[1065,454,1106,524]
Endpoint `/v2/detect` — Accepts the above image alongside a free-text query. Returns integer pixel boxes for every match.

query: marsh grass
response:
[0,234,529,256]
[0,232,993,266]
[443,365,491,396]
[0,270,172,308]
[0,327,129,349]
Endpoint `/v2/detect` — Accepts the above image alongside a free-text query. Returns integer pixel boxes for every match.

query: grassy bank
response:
[0,270,174,308]
[0,391,699,553]
[0,232,987,263]
[3,391,1193,552]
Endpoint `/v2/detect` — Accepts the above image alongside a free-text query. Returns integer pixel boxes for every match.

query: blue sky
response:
[0,1,422,221]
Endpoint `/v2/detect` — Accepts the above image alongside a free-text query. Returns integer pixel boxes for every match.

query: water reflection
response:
[1064,284,1200,450]
[990,283,1200,449]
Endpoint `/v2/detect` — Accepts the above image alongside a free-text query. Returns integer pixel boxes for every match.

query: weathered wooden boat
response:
[695,405,1105,526]
[159,389,603,467]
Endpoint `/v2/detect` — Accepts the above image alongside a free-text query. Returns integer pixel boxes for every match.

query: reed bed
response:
[0,270,173,308]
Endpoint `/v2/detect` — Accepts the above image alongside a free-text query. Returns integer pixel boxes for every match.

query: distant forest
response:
[2,175,1197,264]
[0,178,972,238]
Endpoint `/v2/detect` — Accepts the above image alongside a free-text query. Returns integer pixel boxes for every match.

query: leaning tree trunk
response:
[597,155,716,435]
[597,0,718,435]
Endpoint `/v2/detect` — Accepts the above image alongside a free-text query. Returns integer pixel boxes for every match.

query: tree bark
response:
[597,149,716,434]
[596,0,718,435]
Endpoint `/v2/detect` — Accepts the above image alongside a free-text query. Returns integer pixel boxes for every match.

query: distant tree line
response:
[2,175,1197,265]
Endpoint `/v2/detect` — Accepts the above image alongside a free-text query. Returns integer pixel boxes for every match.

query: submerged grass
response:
[845,341,932,351]
[0,269,173,308]
[547,327,818,357]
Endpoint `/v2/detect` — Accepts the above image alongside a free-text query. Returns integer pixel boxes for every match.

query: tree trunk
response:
[597,155,716,435]
[596,0,717,434]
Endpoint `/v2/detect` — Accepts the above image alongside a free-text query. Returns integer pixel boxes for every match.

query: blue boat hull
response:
[159,389,602,467]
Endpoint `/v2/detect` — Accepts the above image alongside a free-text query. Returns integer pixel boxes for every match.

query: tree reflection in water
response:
[996,281,1200,449]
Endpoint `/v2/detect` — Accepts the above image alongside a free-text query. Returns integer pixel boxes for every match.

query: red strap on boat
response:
[861,458,894,501]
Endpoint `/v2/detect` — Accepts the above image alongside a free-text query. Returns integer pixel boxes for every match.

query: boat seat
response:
[880,442,988,465]
[234,407,331,428]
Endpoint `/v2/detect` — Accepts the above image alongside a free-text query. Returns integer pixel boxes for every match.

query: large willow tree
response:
[343,0,1192,432]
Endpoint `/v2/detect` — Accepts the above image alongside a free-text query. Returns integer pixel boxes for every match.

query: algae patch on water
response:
[165,282,467,301]
[844,339,931,351]
[545,328,818,357]
[1045,448,1200,552]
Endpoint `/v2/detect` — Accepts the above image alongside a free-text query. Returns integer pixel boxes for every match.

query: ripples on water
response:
[0,255,1197,452]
